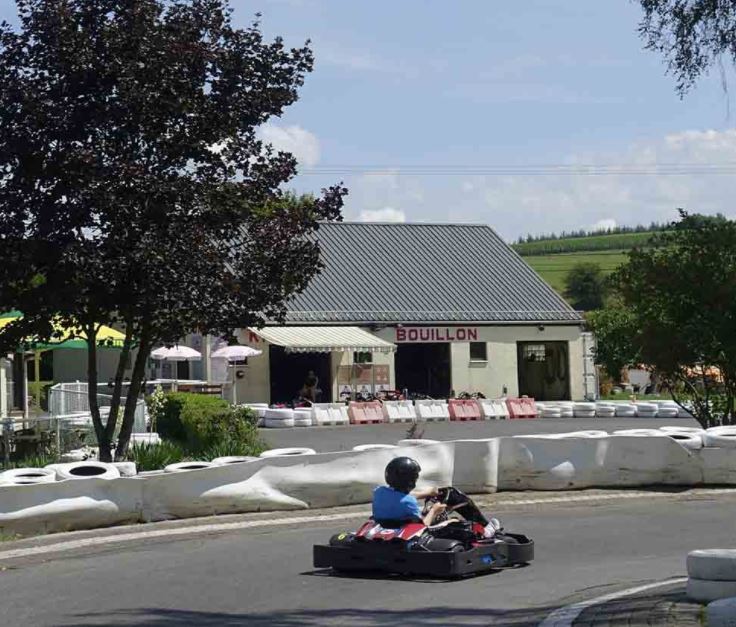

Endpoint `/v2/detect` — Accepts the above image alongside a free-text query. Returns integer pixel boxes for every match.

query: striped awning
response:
[248,326,395,354]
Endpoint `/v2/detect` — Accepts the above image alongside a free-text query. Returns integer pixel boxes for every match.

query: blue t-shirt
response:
[372,486,422,522]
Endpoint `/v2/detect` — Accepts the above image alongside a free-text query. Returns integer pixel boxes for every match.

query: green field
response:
[514,230,658,256]
[523,250,630,292]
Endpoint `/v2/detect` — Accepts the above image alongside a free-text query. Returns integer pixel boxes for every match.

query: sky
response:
[3,0,736,240]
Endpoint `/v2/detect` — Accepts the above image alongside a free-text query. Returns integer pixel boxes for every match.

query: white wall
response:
[0,358,7,418]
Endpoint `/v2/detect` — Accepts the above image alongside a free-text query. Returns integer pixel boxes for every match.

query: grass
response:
[513,230,658,256]
[523,250,630,292]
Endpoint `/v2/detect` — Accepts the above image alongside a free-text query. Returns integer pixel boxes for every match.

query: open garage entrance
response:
[269,346,331,405]
[517,341,570,401]
[395,343,451,399]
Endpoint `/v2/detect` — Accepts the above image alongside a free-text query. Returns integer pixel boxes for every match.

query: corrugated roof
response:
[283,222,581,324]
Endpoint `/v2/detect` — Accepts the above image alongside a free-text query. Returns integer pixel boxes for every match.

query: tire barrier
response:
[687,578,736,603]
[704,427,736,449]
[707,597,736,627]
[655,401,679,419]
[573,402,596,418]
[613,429,668,437]
[263,408,295,429]
[259,447,317,458]
[0,468,57,485]
[689,550,736,581]
[212,456,259,465]
[292,408,314,427]
[535,403,562,419]
[352,444,398,452]
[9,431,736,535]
[555,402,575,418]
[52,462,121,481]
[664,431,703,450]
[614,403,637,417]
[595,402,616,418]
[635,402,658,417]
[164,461,216,473]
[113,462,138,477]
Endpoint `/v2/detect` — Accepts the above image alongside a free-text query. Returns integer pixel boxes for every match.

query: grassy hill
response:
[513,229,661,294]
[521,250,630,292]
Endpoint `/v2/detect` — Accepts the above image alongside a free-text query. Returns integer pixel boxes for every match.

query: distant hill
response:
[513,228,663,293]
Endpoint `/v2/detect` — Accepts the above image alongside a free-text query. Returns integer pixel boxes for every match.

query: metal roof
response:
[283,222,582,324]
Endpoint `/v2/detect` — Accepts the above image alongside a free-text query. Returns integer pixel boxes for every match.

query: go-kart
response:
[313,487,534,578]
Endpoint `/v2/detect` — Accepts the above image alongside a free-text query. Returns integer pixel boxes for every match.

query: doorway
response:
[395,343,451,398]
[269,346,331,404]
[517,341,570,401]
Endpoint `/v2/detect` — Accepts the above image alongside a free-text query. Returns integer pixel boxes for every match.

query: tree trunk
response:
[86,324,112,462]
[103,321,134,447]
[114,327,152,461]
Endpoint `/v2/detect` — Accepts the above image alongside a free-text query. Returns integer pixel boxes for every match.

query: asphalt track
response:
[260,416,701,452]
[3,488,734,626]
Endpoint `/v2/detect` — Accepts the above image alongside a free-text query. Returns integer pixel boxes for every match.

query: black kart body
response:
[313,487,534,578]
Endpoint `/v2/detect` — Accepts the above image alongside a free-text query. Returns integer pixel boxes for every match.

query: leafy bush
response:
[154,392,190,442]
[128,441,187,472]
[8,452,59,469]
[180,401,261,454]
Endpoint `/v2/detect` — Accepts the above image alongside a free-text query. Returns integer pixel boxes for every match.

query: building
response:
[231,222,594,404]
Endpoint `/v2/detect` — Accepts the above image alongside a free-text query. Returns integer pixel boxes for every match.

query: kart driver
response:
[373,456,501,538]
[372,457,446,527]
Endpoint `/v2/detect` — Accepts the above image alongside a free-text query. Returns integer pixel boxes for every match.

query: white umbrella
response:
[150,346,201,388]
[211,345,262,361]
[150,346,202,361]
[211,344,262,405]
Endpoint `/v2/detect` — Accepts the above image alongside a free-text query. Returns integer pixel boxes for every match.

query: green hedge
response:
[155,392,264,456]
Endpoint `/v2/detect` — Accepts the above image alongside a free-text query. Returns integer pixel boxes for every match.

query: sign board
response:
[394,327,480,343]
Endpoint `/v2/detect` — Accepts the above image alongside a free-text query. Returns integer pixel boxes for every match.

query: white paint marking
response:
[2,487,736,563]
[0,511,369,562]
[537,577,688,627]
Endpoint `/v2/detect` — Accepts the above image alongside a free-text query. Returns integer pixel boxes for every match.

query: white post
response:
[232,363,237,406]
[0,358,6,419]
[204,335,212,383]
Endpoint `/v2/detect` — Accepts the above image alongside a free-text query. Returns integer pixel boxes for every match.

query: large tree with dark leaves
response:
[0,0,345,461]
[639,0,736,96]
[589,212,736,428]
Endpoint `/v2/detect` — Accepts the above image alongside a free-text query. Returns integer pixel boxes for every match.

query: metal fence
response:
[48,382,147,433]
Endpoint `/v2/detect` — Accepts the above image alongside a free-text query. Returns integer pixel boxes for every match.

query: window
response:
[353,351,373,364]
[522,344,546,362]
[469,342,487,361]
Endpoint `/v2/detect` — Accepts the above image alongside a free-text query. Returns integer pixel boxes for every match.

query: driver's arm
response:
[423,502,447,526]
[411,486,440,499]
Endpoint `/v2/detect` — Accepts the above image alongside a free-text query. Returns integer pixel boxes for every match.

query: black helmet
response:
[385,457,421,493]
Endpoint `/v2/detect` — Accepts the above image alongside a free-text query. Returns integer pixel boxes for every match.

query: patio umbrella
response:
[211,345,262,405]
[150,346,202,388]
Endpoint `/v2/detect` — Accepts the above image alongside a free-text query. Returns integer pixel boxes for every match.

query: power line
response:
[298,162,736,176]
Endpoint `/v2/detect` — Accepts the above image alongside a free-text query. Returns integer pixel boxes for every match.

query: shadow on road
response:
[70,605,556,626]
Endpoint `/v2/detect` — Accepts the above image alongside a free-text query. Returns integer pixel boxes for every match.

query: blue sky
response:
[3,1,736,239]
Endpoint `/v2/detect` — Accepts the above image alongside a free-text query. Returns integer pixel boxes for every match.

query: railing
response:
[48,382,147,433]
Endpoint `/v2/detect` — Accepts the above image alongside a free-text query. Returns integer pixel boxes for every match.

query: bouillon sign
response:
[394,327,479,343]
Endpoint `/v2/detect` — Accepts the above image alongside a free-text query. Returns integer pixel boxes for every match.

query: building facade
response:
[226,222,594,404]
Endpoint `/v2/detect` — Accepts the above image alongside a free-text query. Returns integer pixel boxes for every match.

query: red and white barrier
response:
[448,399,483,421]
[506,397,538,419]
[348,401,385,425]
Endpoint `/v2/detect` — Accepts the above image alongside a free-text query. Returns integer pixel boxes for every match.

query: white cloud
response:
[257,124,320,167]
[358,207,406,223]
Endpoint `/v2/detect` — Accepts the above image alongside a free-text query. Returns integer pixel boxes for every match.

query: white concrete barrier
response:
[414,400,449,422]
[312,403,349,426]
[382,401,416,423]
[479,399,510,420]
[8,432,736,535]
[0,478,142,535]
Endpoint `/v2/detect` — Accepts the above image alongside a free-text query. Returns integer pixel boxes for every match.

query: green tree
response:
[563,262,607,311]
[0,0,345,461]
[592,211,736,427]
[638,0,736,96]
